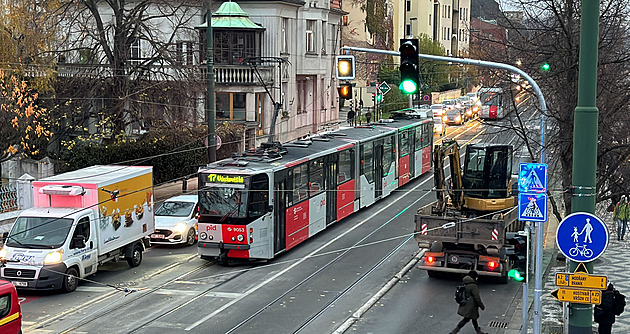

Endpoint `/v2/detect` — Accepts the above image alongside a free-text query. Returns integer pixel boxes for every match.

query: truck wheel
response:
[186,228,197,246]
[127,244,143,267]
[62,267,79,292]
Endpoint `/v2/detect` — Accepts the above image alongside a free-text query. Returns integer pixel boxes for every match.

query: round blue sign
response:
[556,212,609,262]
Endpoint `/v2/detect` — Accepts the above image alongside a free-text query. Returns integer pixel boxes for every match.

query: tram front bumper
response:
[198,242,250,257]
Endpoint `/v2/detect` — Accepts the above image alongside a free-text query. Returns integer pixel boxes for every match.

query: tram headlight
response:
[237,234,244,242]
[199,232,208,240]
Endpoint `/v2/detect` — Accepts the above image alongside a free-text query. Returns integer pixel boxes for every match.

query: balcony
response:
[211,65,274,85]
[51,63,273,86]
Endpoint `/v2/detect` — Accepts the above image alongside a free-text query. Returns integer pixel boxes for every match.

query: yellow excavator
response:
[416,139,523,282]
[433,138,516,214]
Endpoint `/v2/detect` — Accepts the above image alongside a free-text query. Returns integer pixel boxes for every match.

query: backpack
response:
[455,285,468,306]
[613,290,626,316]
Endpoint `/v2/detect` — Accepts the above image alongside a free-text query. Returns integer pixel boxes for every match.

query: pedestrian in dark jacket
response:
[450,270,487,334]
[594,283,616,334]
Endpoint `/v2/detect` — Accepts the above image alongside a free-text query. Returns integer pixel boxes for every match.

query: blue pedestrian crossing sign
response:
[556,212,609,262]
[519,163,548,193]
[518,192,547,222]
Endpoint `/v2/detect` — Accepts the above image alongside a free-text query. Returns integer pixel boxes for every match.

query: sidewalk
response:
[505,210,627,334]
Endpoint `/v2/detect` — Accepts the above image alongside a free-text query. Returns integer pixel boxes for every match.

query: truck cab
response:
[1,208,98,292]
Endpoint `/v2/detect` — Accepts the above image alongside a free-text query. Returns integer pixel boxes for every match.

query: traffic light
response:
[508,269,526,282]
[338,82,352,100]
[399,38,419,94]
[336,55,355,80]
[376,93,382,102]
[541,62,550,71]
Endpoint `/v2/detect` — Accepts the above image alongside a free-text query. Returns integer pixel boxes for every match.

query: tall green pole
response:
[206,7,217,163]
[569,0,600,332]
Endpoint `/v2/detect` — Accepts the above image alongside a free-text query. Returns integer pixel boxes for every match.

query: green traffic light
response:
[376,94,383,102]
[541,63,550,71]
[508,269,525,282]
[400,80,418,94]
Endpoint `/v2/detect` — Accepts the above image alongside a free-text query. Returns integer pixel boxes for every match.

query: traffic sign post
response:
[378,81,391,96]
[551,288,601,305]
[555,262,607,290]
[556,212,609,262]
[518,193,547,222]
[518,163,548,193]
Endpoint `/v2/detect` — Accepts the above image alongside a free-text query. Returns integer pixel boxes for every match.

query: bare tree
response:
[472,0,630,214]
[52,0,206,143]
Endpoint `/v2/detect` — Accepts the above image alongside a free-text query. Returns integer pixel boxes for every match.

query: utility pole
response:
[569,0,600,332]
[206,4,217,163]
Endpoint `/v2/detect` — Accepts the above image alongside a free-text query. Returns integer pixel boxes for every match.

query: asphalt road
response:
[20,103,540,334]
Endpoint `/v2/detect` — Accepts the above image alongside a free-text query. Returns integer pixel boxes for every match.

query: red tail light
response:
[426,256,435,264]
[487,261,498,269]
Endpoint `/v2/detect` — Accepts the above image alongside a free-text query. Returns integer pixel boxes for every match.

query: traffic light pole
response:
[342,45,548,333]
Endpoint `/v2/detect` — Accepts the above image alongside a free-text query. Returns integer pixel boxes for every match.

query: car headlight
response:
[44,250,64,265]
[443,115,448,122]
[0,248,6,260]
[173,222,188,234]
[456,115,461,121]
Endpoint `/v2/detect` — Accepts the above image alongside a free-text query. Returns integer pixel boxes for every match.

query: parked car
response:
[443,108,465,125]
[150,195,199,246]
[0,280,21,334]
[430,104,447,117]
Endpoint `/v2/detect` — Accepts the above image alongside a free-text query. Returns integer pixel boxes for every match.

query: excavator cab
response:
[462,143,516,211]
[433,139,516,213]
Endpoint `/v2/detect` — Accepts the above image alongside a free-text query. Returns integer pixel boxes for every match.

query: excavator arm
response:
[433,139,464,213]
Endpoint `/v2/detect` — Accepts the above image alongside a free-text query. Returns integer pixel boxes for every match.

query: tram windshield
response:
[480,91,501,106]
[199,174,250,218]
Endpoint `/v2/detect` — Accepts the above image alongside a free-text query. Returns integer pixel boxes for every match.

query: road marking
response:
[185,164,437,331]
[75,286,113,293]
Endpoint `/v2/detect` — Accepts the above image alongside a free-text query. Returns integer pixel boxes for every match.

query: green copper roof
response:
[197,1,264,30]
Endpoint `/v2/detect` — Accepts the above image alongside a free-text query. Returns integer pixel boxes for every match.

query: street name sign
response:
[555,262,607,289]
[551,288,601,305]
[556,212,609,262]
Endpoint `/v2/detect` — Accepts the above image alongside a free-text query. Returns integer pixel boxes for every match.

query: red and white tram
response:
[197,116,434,262]
[479,87,507,120]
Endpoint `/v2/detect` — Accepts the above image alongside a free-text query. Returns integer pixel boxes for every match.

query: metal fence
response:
[0,183,17,213]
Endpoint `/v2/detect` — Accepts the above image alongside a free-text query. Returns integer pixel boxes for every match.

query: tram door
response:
[273,170,288,253]
[408,129,415,179]
[325,153,338,225]
[374,139,384,199]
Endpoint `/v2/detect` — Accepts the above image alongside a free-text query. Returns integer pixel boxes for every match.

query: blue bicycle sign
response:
[556,212,608,262]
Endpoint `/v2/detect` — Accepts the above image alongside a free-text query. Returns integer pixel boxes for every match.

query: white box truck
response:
[0,165,154,292]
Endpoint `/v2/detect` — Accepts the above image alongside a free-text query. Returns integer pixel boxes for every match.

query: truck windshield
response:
[7,217,73,249]
[199,185,249,218]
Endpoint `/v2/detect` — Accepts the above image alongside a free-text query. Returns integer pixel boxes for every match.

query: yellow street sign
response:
[555,262,608,289]
[555,272,607,289]
[551,288,601,305]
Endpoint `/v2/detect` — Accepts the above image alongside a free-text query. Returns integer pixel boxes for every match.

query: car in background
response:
[443,108,465,125]
[457,96,475,119]
[150,195,199,246]
[430,104,447,117]
[467,92,482,114]
[442,99,460,111]
[0,280,21,334]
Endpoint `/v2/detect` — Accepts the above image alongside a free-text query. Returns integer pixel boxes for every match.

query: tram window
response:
[415,127,423,151]
[248,174,269,217]
[338,149,354,183]
[292,164,309,201]
[361,143,374,182]
[399,130,409,157]
[309,159,324,196]
[423,123,431,148]
[383,136,395,176]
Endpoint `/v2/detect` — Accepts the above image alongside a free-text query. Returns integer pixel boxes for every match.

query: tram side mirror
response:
[268,205,274,213]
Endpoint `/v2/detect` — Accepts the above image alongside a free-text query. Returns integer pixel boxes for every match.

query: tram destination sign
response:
[551,287,601,305]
